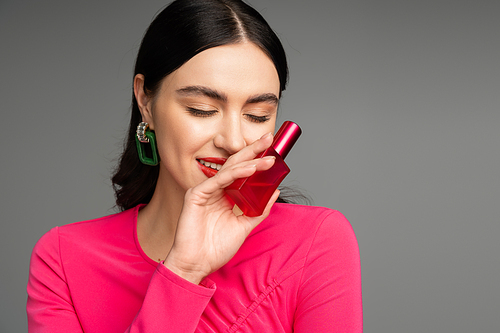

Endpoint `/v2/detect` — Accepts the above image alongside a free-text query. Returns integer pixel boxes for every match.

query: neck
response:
[136,169,185,263]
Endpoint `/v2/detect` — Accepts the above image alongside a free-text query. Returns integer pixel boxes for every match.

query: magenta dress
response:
[27,203,362,332]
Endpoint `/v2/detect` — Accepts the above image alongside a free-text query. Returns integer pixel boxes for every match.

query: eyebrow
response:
[176,85,279,106]
[176,86,227,102]
[246,93,279,106]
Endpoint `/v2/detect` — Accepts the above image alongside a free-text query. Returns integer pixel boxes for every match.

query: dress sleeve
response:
[125,264,216,333]
[27,227,216,333]
[293,211,363,332]
[27,227,84,332]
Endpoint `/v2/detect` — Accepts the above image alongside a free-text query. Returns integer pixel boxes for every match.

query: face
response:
[136,42,281,194]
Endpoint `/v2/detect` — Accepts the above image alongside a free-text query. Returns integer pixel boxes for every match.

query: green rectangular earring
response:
[135,122,159,166]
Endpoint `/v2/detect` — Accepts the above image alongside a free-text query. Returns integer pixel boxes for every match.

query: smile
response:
[197,159,223,171]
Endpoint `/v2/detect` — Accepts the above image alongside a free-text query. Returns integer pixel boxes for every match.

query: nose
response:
[213,115,246,155]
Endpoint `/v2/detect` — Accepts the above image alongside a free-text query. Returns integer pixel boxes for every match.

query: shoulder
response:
[30,226,61,270]
[242,203,359,275]
[260,203,360,275]
[31,205,141,264]
[259,203,356,245]
[57,206,138,237]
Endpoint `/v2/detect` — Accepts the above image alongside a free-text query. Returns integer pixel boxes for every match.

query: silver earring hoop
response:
[136,122,150,143]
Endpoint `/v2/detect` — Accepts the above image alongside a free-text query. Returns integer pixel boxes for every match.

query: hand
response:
[164,132,280,284]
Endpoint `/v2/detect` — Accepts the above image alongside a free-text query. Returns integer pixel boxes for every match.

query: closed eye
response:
[187,107,217,117]
[246,114,270,123]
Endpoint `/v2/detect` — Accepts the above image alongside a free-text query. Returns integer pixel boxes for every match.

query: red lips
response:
[197,157,227,178]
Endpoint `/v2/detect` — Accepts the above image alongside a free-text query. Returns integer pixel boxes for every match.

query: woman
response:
[27,0,362,332]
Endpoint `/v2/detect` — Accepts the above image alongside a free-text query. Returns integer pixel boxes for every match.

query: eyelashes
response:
[186,107,217,118]
[186,107,270,123]
[246,114,270,123]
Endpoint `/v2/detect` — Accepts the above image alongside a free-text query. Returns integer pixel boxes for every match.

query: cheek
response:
[157,117,213,159]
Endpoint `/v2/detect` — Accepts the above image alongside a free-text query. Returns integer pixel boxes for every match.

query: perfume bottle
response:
[225,121,302,216]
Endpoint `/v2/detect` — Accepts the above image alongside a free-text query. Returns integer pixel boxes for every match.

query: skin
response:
[134,42,282,284]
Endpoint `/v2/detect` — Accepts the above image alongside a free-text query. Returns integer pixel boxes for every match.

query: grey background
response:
[1,0,499,332]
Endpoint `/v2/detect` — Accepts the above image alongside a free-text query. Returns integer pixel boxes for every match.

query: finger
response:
[260,188,281,219]
[216,156,276,188]
[193,156,276,198]
[222,132,273,168]
[232,204,244,216]
[194,163,257,198]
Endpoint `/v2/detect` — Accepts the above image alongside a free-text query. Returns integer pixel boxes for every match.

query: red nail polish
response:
[225,121,302,216]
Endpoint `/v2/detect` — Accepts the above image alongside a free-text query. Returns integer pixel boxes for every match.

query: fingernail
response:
[262,156,276,161]
[261,132,273,139]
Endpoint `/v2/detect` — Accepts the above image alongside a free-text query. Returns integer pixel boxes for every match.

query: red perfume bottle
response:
[225,121,302,216]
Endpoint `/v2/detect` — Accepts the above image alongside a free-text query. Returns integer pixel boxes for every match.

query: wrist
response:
[163,255,207,285]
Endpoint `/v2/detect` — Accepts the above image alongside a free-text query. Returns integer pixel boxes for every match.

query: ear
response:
[134,74,155,129]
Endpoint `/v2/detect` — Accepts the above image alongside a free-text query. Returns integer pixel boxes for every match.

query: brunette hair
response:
[112,0,289,211]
